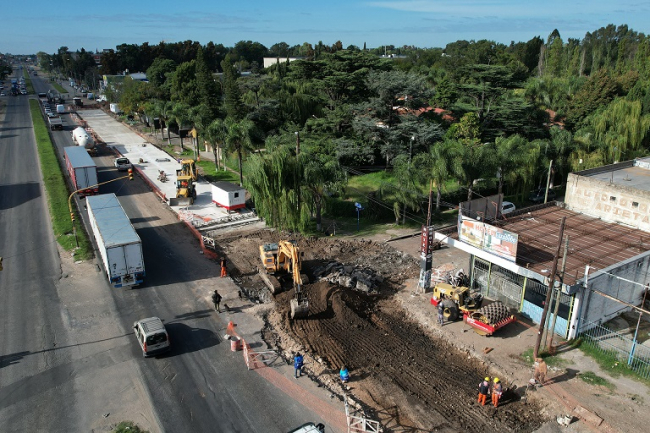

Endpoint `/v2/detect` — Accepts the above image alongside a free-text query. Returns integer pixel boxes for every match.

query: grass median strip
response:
[29,99,92,260]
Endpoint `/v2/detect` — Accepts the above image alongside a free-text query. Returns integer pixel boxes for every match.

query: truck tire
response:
[441,299,459,321]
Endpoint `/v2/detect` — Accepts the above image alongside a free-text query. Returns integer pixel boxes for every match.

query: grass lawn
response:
[51,82,67,94]
[29,100,92,260]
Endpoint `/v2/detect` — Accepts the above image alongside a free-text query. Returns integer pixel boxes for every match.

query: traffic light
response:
[128,168,134,181]
[71,212,75,222]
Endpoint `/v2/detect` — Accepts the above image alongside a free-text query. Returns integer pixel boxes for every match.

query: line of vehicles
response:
[0,76,28,96]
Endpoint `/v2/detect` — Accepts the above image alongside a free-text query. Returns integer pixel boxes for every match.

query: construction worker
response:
[534,357,548,386]
[478,377,490,406]
[437,303,445,325]
[340,366,350,383]
[211,290,222,313]
[294,353,304,379]
[492,378,503,407]
[220,257,227,278]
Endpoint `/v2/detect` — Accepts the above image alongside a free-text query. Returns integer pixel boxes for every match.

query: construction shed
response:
[211,182,246,211]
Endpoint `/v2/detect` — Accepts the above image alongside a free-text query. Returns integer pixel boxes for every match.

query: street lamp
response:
[409,136,415,167]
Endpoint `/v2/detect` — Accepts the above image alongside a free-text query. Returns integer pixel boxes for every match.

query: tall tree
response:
[225,117,256,186]
[195,47,220,118]
[221,54,246,120]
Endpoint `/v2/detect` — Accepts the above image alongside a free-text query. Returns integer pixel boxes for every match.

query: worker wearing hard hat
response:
[477,377,490,406]
[492,378,503,408]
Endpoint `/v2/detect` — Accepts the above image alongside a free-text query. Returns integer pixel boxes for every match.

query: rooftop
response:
[441,203,650,286]
[576,157,650,193]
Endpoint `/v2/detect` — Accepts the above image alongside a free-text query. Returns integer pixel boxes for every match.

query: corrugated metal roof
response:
[64,146,95,168]
[445,204,650,286]
[86,194,141,247]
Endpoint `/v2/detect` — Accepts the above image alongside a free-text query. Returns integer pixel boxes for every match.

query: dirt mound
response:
[222,229,546,431]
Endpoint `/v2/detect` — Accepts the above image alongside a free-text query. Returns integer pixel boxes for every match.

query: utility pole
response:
[545,235,570,352]
[544,160,553,204]
[534,216,566,358]
[418,181,435,292]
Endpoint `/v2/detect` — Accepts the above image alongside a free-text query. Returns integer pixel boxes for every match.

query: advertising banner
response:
[459,217,518,262]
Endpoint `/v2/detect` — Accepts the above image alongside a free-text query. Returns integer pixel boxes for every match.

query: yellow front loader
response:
[169,175,197,206]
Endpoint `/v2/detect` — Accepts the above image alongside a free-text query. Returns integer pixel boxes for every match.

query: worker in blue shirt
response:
[340,366,350,383]
[294,353,304,378]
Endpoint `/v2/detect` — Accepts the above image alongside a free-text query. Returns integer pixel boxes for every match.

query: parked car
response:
[114,157,132,171]
[529,188,557,203]
[133,317,170,357]
[501,201,516,215]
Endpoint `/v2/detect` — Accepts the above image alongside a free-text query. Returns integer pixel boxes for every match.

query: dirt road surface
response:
[218,228,546,432]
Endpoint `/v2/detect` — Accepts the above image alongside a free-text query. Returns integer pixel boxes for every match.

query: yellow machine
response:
[431,282,516,335]
[431,283,483,321]
[176,159,198,181]
[259,240,309,319]
[169,175,197,206]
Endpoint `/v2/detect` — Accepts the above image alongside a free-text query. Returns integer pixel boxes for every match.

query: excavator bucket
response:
[290,299,309,319]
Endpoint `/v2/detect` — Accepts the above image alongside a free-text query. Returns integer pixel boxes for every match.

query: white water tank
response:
[72,126,94,149]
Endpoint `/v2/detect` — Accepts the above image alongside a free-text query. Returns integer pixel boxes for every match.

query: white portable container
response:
[110,103,123,114]
[211,181,246,211]
[71,126,94,149]
[86,194,145,288]
[64,146,98,196]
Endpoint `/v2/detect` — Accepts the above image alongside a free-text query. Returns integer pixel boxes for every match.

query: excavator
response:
[176,159,198,181]
[259,240,309,319]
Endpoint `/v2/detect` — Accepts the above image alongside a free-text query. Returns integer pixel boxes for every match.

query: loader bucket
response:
[169,197,193,207]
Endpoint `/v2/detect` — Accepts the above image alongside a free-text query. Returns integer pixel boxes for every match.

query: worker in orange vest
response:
[492,378,503,407]
[478,377,490,406]
[220,257,227,277]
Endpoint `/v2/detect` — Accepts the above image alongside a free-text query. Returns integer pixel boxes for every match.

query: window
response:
[146,333,168,345]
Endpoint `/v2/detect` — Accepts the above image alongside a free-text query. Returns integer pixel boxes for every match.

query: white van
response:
[287,423,325,433]
[56,104,65,114]
[133,317,171,357]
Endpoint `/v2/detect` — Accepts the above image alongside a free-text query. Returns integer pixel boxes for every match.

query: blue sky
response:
[2,1,648,54]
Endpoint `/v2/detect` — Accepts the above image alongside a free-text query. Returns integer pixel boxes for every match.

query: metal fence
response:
[578,321,650,380]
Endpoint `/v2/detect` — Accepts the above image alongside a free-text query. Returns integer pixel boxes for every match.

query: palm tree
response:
[156,100,174,145]
[225,117,256,186]
[413,139,463,212]
[206,118,228,171]
[382,154,421,225]
[172,102,191,150]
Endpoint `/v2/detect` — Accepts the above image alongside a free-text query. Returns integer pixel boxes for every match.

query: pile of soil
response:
[220,229,546,432]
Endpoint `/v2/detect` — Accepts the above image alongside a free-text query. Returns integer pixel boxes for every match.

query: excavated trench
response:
[221,229,546,432]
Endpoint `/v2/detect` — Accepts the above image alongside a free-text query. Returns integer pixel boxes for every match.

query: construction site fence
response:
[578,320,650,379]
[345,401,382,433]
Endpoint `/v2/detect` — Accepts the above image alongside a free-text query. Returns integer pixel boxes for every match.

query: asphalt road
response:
[1,71,337,432]
[0,72,80,430]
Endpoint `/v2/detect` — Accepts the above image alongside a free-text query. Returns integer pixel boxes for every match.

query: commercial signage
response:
[459,217,518,262]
